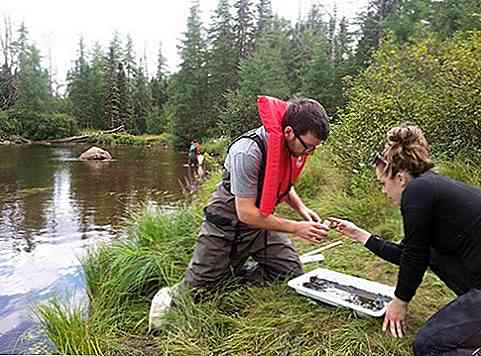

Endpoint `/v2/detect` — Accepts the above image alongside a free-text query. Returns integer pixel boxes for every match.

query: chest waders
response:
[203,129,293,273]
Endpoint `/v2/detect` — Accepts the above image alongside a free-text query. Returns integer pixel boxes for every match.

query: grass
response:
[38,144,470,355]
[81,130,171,146]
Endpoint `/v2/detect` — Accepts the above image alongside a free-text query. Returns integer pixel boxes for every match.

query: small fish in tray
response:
[303,276,392,312]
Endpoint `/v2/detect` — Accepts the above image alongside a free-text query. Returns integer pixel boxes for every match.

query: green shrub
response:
[331,31,481,171]
[6,108,78,140]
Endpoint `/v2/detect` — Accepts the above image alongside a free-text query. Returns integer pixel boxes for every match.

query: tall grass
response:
[39,145,474,355]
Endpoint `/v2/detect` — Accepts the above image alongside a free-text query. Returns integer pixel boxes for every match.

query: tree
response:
[354,0,400,68]
[233,0,256,61]
[132,61,151,134]
[67,36,95,127]
[104,45,121,129]
[0,16,17,109]
[219,32,290,138]
[13,23,50,111]
[89,42,106,129]
[256,0,273,38]
[205,0,238,120]
[170,0,209,148]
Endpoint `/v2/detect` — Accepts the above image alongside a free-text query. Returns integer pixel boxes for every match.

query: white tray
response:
[288,267,395,317]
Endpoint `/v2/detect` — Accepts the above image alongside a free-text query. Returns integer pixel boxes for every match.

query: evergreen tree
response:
[301,39,338,114]
[150,42,168,110]
[429,0,481,38]
[117,62,132,130]
[205,0,238,119]
[170,0,209,148]
[219,32,290,137]
[233,0,256,61]
[104,45,121,129]
[13,23,50,111]
[67,36,94,127]
[354,0,400,68]
[256,0,273,38]
[132,61,151,134]
[89,42,106,129]
[0,16,17,109]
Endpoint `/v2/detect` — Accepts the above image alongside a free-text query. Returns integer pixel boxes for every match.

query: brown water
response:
[0,144,190,354]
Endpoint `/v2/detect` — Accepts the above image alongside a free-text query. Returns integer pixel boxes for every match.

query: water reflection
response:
[0,144,187,353]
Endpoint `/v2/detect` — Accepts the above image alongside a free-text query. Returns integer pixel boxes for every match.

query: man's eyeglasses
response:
[294,131,319,154]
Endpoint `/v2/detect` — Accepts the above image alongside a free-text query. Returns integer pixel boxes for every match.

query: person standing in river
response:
[149,96,330,329]
[329,123,481,356]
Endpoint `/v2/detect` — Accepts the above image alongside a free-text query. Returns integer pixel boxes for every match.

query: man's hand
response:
[299,206,321,222]
[294,221,329,244]
[383,297,408,338]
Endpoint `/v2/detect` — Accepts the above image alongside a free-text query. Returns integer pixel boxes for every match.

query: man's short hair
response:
[282,98,329,141]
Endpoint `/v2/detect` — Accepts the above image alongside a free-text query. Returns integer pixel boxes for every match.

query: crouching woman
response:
[330,123,481,356]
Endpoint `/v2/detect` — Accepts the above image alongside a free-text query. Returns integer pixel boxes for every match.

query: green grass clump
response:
[88,132,171,146]
[40,145,475,355]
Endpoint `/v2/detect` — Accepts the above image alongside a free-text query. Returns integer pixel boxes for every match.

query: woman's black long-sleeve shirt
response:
[365,170,481,302]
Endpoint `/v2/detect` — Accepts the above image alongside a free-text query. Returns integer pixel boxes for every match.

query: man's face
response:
[284,126,322,157]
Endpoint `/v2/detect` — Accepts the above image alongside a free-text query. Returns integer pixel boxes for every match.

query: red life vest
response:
[257,96,307,216]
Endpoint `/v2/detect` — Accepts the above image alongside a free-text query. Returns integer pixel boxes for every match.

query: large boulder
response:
[79,146,112,161]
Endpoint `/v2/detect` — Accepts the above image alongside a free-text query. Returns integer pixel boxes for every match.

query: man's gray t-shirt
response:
[224,127,268,198]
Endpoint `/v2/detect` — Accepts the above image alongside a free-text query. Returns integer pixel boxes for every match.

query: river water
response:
[0,144,189,354]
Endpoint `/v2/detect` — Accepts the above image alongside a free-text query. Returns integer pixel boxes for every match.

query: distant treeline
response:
[0,0,480,145]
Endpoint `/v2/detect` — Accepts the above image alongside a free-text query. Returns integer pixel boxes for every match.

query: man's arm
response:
[285,187,321,222]
[235,196,328,244]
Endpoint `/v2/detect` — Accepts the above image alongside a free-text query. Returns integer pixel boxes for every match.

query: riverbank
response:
[0,130,172,147]
[37,143,481,355]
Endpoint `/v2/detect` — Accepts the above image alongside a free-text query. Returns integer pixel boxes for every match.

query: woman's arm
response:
[327,217,404,265]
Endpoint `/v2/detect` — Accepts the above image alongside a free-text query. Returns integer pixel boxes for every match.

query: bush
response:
[6,108,78,140]
[331,31,481,171]
[0,110,19,136]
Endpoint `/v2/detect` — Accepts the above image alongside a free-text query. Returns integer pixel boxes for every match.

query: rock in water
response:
[79,146,112,161]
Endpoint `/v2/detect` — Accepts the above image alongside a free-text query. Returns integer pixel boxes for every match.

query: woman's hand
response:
[326,217,371,244]
[383,297,408,338]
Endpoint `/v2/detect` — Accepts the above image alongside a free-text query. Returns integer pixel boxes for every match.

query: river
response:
[0,144,190,354]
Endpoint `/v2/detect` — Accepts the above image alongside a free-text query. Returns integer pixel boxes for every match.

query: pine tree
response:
[233,0,256,61]
[170,0,209,148]
[0,16,17,109]
[354,0,400,68]
[132,61,151,134]
[205,0,238,119]
[13,23,50,112]
[150,42,168,110]
[219,32,290,138]
[117,62,132,130]
[104,45,121,129]
[67,36,94,127]
[256,0,273,38]
[89,42,106,129]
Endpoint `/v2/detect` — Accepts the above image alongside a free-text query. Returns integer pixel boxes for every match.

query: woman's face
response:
[375,166,411,206]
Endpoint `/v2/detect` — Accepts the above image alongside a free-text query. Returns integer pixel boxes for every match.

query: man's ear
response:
[284,126,294,140]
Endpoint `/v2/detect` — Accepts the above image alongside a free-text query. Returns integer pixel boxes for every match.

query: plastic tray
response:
[288,267,395,317]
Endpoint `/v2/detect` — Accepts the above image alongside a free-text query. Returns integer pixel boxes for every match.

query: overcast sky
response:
[1,0,367,86]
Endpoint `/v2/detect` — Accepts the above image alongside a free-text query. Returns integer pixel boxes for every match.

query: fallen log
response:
[33,125,125,145]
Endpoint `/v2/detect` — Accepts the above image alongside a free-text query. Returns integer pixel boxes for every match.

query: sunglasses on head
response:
[372,151,388,166]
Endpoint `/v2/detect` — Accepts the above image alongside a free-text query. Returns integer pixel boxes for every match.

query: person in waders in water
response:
[328,123,481,356]
[149,96,330,330]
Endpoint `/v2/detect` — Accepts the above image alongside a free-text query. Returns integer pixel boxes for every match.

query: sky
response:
[1,0,367,86]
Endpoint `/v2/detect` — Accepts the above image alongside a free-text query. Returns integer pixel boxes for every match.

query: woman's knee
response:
[412,327,436,356]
